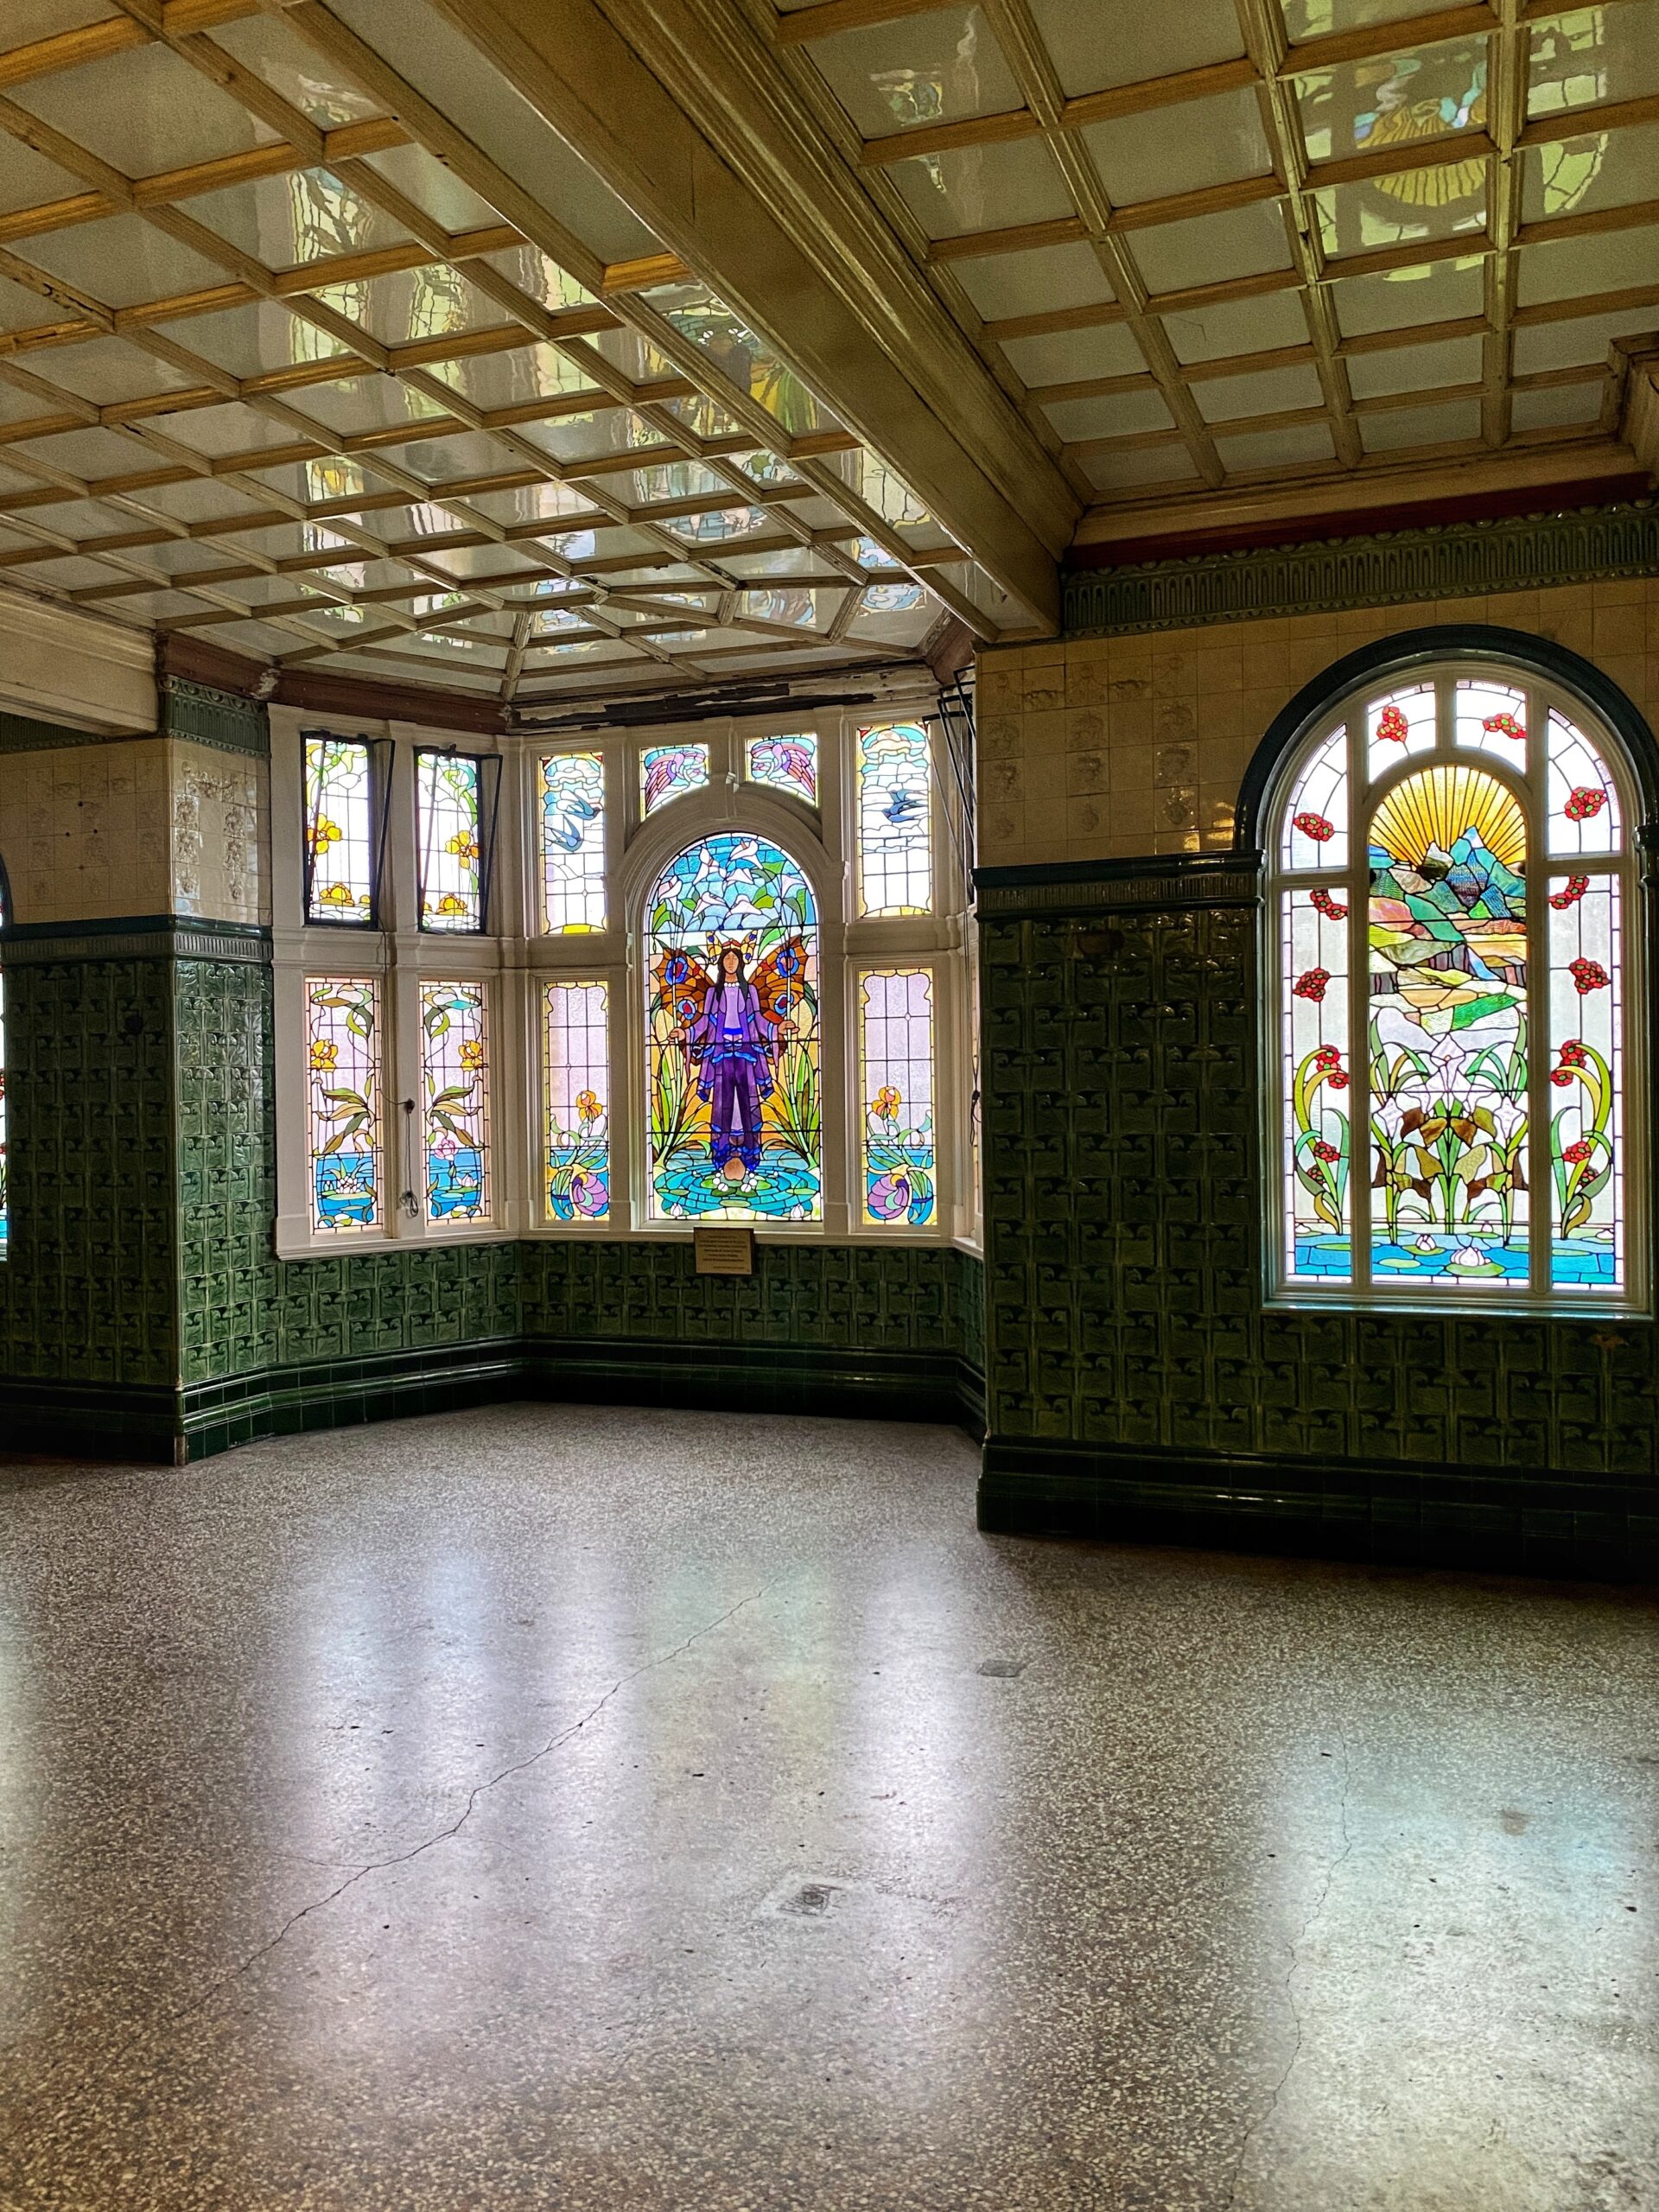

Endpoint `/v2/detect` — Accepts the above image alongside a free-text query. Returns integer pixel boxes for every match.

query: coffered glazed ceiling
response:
[747,0,1659,546]
[0,0,1066,717]
[0,0,1655,719]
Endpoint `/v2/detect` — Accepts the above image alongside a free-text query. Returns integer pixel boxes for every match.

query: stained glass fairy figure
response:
[658,936,805,1188]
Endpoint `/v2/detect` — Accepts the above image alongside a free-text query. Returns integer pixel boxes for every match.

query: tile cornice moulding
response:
[1058,499,1659,639]
[0,586,156,735]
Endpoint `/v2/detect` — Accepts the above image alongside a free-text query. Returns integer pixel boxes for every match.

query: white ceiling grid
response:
[765,0,1659,505]
[0,0,997,708]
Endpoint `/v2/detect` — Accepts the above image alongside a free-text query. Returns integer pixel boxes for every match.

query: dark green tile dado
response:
[975,867,1659,1576]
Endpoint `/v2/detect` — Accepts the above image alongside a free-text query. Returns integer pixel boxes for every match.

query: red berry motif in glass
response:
[1565,786,1607,822]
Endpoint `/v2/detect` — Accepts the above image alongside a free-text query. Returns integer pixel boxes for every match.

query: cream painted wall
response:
[976,578,1659,868]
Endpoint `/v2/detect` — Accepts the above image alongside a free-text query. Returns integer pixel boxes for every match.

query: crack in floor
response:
[191,1573,788,2012]
[1224,1735,1352,2212]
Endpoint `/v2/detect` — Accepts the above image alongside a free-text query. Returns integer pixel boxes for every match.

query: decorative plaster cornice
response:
[1059,499,1659,639]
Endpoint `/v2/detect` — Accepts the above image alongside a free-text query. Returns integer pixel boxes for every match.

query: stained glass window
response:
[1271,664,1640,1306]
[543,981,610,1221]
[859,969,935,1227]
[747,732,818,807]
[644,833,821,1221]
[641,743,709,816]
[857,721,932,915]
[306,976,381,1234]
[540,753,606,932]
[303,734,375,925]
[420,981,490,1224]
[416,751,484,931]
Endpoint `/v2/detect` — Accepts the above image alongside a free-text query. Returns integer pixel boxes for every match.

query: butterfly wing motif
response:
[752,937,810,1028]
[654,945,714,1038]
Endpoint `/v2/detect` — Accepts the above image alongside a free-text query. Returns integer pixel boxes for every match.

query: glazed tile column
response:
[0,682,271,1457]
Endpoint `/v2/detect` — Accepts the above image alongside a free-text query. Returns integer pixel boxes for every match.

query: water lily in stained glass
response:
[544,981,609,1222]
[1367,763,1529,1286]
[859,969,935,1227]
[1273,665,1637,1305]
[306,976,380,1233]
[421,981,490,1224]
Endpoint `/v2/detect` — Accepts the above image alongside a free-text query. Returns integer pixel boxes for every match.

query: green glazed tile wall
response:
[173,955,982,1389]
[980,893,1659,1482]
[0,956,179,1387]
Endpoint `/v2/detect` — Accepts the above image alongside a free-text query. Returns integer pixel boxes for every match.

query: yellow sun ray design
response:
[1369,763,1526,873]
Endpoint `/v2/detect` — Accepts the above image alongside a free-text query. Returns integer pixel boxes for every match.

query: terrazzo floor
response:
[0,1403,1655,2211]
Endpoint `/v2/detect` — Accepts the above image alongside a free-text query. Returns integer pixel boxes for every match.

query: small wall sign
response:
[695,1225,756,1277]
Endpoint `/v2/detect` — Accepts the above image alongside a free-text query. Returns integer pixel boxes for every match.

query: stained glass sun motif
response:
[1272,664,1639,1306]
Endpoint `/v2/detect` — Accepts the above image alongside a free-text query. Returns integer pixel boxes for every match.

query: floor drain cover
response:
[977,1658,1026,1677]
[784,1883,838,1916]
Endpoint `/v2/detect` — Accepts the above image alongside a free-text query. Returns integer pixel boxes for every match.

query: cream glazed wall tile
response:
[976,578,1659,868]
[168,741,268,925]
[0,740,172,925]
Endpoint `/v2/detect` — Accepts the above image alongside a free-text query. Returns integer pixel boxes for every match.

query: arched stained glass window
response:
[644,833,821,1222]
[1269,658,1643,1307]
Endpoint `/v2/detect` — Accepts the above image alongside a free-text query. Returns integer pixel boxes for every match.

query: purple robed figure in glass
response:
[675,944,791,1179]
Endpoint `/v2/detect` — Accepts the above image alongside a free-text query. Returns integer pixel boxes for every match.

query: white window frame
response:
[1263,658,1649,1317]
[273,698,981,1258]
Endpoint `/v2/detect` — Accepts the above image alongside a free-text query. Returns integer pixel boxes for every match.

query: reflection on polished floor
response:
[0,1403,1655,2212]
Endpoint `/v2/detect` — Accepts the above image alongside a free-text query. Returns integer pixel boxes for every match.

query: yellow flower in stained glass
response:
[309,1039,338,1071]
[321,880,356,907]
[575,1089,601,1122]
[445,831,480,865]
[459,1039,485,1070]
[436,892,467,917]
[310,817,342,853]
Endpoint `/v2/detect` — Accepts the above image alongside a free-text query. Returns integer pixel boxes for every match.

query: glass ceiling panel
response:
[205,16,388,128]
[0,131,87,218]
[358,144,507,234]
[1313,164,1488,259]
[809,9,1023,141]
[1281,0,1475,35]
[1527,5,1659,121]
[642,283,838,435]
[10,44,282,176]
[1292,35,1490,167]
[1028,0,1244,97]
[1522,119,1659,223]
[887,137,1074,242]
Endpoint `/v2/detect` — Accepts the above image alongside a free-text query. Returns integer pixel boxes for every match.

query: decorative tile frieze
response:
[3,918,271,965]
[1062,499,1659,639]
[160,676,270,758]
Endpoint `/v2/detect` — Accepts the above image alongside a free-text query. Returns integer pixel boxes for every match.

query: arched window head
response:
[644,833,821,1223]
[1268,654,1646,1309]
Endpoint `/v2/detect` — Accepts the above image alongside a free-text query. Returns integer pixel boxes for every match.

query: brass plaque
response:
[694,1225,755,1277]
